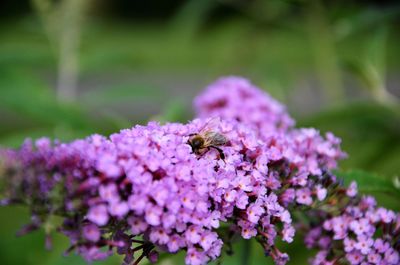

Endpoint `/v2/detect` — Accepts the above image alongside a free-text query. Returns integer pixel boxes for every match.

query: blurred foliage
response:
[0,0,400,265]
[0,67,126,147]
[335,169,400,211]
[300,103,400,177]
[337,169,400,198]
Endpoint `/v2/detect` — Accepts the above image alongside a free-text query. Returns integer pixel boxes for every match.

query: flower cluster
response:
[195,77,400,265]
[194,76,295,136]
[195,77,346,208]
[1,118,298,265]
[305,184,400,265]
[0,76,398,265]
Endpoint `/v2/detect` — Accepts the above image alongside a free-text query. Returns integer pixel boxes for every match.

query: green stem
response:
[241,240,252,265]
[31,0,90,102]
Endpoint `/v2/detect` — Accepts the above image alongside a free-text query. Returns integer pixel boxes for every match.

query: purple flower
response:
[127,216,148,235]
[349,218,371,236]
[344,237,356,252]
[296,188,313,205]
[78,246,112,262]
[82,223,101,242]
[315,185,327,201]
[377,207,396,223]
[317,236,331,249]
[185,248,208,265]
[311,250,328,265]
[346,251,364,265]
[305,227,322,248]
[247,203,264,223]
[238,220,257,239]
[332,216,348,240]
[367,251,381,264]
[145,205,162,226]
[128,194,147,214]
[185,225,203,244]
[108,201,129,218]
[223,189,237,202]
[99,183,120,203]
[374,238,390,253]
[271,248,290,265]
[282,224,295,243]
[347,181,358,197]
[384,248,399,264]
[149,228,170,245]
[355,235,374,255]
[147,250,159,263]
[167,234,185,252]
[198,231,218,251]
[97,154,122,178]
[279,188,295,207]
[87,205,109,226]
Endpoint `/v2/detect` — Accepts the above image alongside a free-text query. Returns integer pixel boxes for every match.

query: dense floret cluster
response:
[0,76,398,265]
[194,76,294,136]
[306,189,400,265]
[1,118,297,265]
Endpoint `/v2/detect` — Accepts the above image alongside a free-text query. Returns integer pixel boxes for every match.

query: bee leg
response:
[204,147,211,156]
[194,148,207,160]
[210,146,225,161]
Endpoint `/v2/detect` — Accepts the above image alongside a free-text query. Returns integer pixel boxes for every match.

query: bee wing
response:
[203,131,228,146]
[199,117,221,134]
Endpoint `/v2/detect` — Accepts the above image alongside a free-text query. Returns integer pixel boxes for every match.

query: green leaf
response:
[299,102,400,177]
[335,169,400,197]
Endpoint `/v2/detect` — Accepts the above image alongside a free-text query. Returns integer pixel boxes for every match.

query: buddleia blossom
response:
[0,115,346,265]
[194,76,295,136]
[194,77,346,210]
[304,182,400,265]
[1,118,303,265]
[196,85,345,209]
[194,77,399,263]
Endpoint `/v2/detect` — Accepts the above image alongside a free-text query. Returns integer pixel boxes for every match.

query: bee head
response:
[188,135,204,150]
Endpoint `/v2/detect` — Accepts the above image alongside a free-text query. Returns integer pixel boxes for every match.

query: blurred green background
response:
[0,0,399,264]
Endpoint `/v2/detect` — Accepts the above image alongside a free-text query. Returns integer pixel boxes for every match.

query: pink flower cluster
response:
[305,187,400,265]
[196,77,399,265]
[0,76,398,265]
[194,76,295,136]
[196,77,345,208]
[3,118,296,265]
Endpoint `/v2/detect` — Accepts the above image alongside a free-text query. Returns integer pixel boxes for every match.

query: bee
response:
[187,117,228,160]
